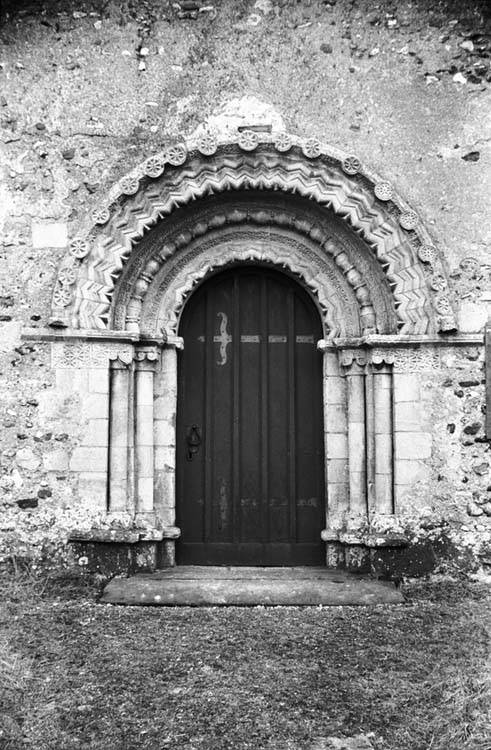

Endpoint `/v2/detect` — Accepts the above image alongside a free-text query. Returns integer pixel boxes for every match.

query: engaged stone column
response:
[134,347,159,522]
[108,352,133,514]
[318,341,349,537]
[373,362,394,515]
[341,352,367,521]
[154,337,183,525]
[154,335,183,566]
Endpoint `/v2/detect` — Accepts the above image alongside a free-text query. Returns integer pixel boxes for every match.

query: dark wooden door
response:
[176,266,325,566]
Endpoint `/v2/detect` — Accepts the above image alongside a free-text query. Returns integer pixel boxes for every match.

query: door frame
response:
[174,264,327,566]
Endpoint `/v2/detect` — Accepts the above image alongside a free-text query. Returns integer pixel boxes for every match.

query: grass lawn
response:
[0,573,490,750]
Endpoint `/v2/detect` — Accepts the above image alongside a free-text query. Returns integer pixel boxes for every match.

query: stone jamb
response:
[23,328,486,554]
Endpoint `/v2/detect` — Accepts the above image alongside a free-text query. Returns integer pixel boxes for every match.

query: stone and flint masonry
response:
[0,1,490,578]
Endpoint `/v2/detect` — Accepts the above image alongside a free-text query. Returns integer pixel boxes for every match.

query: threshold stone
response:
[101,566,403,606]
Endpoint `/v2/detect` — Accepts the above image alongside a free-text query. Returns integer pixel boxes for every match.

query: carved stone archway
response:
[41,122,463,573]
[50,130,456,335]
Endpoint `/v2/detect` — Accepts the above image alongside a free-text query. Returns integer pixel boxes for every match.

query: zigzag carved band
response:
[50,141,456,335]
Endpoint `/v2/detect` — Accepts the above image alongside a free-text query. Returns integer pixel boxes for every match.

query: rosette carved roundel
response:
[50,130,456,335]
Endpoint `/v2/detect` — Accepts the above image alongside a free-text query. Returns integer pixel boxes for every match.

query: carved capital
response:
[109,350,133,368]
[370,348,396,367]
[339,349,368,369]
[134,347,160,369]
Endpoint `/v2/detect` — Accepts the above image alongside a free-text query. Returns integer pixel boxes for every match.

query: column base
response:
[69,540,159,576]
[325,540,437,579]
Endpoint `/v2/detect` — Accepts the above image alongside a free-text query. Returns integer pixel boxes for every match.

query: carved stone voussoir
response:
[131,213,377,339]
[51,134,449,338]
[146,232,359,339]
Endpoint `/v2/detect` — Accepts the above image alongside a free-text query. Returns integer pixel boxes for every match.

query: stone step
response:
[101,566,403,606]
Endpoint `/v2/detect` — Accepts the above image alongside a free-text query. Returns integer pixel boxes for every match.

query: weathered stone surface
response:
[101,567,403,606]
[14,448,40,472]
[0,3,490,576]
[372,542,437,579]
[312,736,375,750]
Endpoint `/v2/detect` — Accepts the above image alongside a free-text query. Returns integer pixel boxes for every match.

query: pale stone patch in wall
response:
[43,449,70,473]
[31,222,68,249]
[0,321,22,352]
[190,95,287,140]
[458,302,488,333]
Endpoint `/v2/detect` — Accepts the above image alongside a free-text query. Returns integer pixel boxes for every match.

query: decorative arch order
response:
[51,128,457,338]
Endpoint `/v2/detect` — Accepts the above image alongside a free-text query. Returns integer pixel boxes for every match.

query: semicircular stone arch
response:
[52,131,457,336]
[111,192,398,339]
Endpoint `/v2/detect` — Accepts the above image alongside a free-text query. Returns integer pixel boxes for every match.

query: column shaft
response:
[322,347,349,530]
[154,346,178,524]
[108,363,130,513]
[346,364,367,518]
[365,368,376,516]
[135,361,155,516]
[373,367,394,515]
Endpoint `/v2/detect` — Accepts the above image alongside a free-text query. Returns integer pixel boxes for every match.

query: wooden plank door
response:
[176,266,325,566]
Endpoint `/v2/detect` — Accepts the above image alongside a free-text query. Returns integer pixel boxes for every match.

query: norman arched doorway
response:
[40,119,458,575]
[176,266,325,565]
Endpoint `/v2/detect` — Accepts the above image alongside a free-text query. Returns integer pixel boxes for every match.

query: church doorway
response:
[176,265,325,566]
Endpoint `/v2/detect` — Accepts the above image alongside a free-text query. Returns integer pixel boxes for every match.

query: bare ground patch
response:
[0,573,489,750]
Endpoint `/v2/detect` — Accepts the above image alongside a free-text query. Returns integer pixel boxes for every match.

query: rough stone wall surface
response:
[0,0,490,571]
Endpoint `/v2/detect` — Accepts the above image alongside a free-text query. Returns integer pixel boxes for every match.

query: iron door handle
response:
[186,424,202,461]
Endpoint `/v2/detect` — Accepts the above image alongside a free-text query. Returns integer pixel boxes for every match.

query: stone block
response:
[393,374,420,403]
[325,403,347,433]
[32,221,67,248]
[393,401,426,432]
[55,368,89,393]
[458,302,488,333]
[395,432,432,459]
[323,352,341,377]
[154,393,174,420]
[81,419,109,447]
[325,480,348,511]
[155,445,175,471]
[371,542,436,579]
[327,457,349,484]
[15,447,40,471]
[154,469,175,508]
[81,393,109,421]
[0,321,22,353]
[154,418,175,447]
[43,449,69,472]
[394,459,429,486]
[158,505,176,527]
[88,368,109,394]
[77,471,108,510]
[325,377,346,405]
[326,432,349,459]
[70,446,108,473]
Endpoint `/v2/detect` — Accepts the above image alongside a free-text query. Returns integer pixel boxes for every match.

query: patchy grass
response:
[0,573,489,750]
